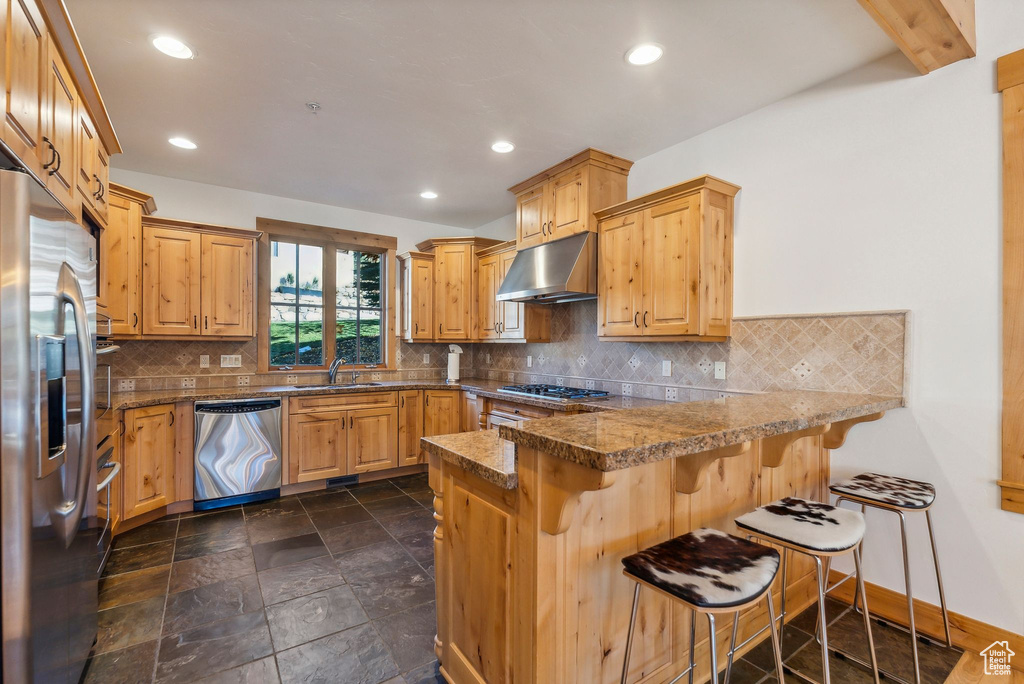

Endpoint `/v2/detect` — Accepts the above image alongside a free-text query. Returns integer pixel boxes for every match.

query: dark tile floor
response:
[83,473,444,684]
[85,473,961,684]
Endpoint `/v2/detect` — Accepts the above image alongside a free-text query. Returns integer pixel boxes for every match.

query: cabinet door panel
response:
[289,411,346,482]
[703,195,732,337]
[399,390,424,465]
[76,110,96,210]
[123,405,175,519]
[201,233,254,336]
[102,196,141,335]
[408,257,433,340]
[478,254,499,340]
[598,212,644,336]
[424,390,460,437]
[642,197,700,336]
[498,249,524,339]
[43,40,75,208]
[142,226,201,335]
[348,407,398,474]
[93,143,109,222]
[434,244,472,340]
[5,0,45,174]
[547,167,587,241]
[516,185,545,249]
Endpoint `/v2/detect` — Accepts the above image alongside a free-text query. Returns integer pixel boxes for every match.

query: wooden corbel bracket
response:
[761,424,830,469]
[822,412,885,449]
[539,454,617,536]
[674,441,752,494]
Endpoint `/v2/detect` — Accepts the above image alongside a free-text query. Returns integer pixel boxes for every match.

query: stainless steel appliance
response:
[94,313,120,576]
[497,384,609,403]
[0,167,98,683]
[194,398,283,510]
[495,232,597,304]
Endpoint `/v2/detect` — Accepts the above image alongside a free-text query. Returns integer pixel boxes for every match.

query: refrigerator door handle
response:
[54,262,95,548]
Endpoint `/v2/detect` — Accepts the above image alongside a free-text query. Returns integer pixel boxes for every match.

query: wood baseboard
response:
[828,570,1024,673]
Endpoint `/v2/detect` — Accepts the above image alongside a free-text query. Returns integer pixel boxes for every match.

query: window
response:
[258,219,397,372]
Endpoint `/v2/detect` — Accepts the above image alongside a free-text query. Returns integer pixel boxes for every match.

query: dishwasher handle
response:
[195,399,281,414]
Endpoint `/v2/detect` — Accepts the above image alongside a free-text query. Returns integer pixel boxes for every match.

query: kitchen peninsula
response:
[422,389,901,684]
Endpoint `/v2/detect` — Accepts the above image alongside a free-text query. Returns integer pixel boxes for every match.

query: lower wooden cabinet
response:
[122,404,176,519]
[399,390,424,466]
[348,407,398,474]
[424,390,460,437]
[289,411,348,483]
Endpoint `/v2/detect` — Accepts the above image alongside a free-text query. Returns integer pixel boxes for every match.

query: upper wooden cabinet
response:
[101,184,155,336]
[200,233,254,336]
[398,251,434,341]
[0,0,121,220]
[595,175,740,341]
[476,241,550,343]
[508,149,632,250]
[142,225,202,336]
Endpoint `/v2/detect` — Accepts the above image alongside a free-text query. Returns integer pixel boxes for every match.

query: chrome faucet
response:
[351,369,360,384]
[328,357,346,384]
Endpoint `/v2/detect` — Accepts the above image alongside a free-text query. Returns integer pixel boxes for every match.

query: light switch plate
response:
[199,355,210,369]
[714,361,727,380]
[662,360,672,376]
[526,356,533,368]
[422,353,430,364]
[486,353,492,364]
[237,375,250,386]
[181,377,195,389]
[665,387,679,401]
[220,355,242,368]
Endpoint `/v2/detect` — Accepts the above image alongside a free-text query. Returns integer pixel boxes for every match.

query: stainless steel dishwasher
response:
[194,398,282,510]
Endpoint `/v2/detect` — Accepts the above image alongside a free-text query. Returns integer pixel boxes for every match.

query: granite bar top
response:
[109,377,673,412]
[421,429,518,489]
[496,390,902,472]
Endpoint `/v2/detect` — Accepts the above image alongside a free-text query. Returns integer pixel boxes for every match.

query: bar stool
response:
[828,472,952,684]
[735,497,880,684]
[620,527,786,684]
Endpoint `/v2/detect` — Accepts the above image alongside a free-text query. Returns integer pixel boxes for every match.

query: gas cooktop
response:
[497,384,610,403]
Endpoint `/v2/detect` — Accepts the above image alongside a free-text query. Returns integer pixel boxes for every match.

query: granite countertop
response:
[421,429,518,489]
[109,377,673,412]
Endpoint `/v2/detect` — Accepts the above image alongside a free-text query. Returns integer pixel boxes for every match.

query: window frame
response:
[256,217,397,373]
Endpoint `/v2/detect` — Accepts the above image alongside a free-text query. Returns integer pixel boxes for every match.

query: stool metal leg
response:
[925,509,953,648]
[708,613,719,684]
[766,589,787,682]
[620,583,641,684]
[854,544,881,684]
[724,611,740,684]
[688,608,697,684]
[898,511,921,684]
[778,548,789,645]
[814,556,831,684]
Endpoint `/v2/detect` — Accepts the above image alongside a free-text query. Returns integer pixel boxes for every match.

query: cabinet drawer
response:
[290,391,398,413]
[486,399,553,419]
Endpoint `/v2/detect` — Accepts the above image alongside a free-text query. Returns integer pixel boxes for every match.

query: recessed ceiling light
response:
[168,137,197,150]
[491,141,515,153]
[151,35,195,60]
[420,191,438,199]
[625,43,663,66]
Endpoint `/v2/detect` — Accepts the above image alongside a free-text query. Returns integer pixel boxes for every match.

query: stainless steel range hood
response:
[495,232,597,304]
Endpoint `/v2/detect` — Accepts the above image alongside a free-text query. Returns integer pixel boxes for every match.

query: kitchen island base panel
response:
[431,434,831,684]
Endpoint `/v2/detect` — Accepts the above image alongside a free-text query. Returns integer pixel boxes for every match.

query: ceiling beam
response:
[856,0,976,74]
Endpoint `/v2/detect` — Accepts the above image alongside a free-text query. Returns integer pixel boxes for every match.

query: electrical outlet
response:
[199,355,210,369]
[422,353,430,364]
[237,375,250,386]
[714,361,727,380]
[286,374,298,384]
[371,372,382,381]
[585,379,595,390]
[117,379,135,392]
[181,377,196,389]
[526,355,533,368]
[556,377,565,386]
[662,360,672,377]
[665,387,679,401]
[622,383,633,396]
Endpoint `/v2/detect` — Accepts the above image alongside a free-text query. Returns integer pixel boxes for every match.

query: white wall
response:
[110,169,472,253]
[474,212,516,241]
[615,1,1024,634]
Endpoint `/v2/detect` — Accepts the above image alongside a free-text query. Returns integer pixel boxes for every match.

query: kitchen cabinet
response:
[122,404,176,519]
[101,184,154,335]
[41,39,75,208]
[75,107,108,224]
[290,411,348,482]
[509,148,632,250]
[595,175,740,341]
[434,241,473,340]
[424,389,460,438]
[399,390,424,465]
[4,0,46,178]
[398,252,434,341]
[200,233,254,336]
[141,225,202,335]
[476,241,550,343]
[348,407,398,474]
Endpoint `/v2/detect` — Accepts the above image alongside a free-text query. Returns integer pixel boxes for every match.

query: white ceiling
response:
[68,0,895,229]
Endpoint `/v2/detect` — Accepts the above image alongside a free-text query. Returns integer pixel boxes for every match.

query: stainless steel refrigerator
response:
[0,167,98,683]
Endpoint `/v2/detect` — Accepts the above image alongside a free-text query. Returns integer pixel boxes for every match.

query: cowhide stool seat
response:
[828,472,951,684]
[735,497,880,684]
[619,527,786,684]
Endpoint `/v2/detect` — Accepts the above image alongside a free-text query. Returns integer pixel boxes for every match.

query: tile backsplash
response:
[111,305,908,400]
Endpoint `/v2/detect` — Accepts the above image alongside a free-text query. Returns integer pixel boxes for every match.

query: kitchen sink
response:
[288,382,384,390]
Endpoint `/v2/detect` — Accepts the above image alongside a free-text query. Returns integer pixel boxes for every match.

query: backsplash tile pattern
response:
[111,306,907,400]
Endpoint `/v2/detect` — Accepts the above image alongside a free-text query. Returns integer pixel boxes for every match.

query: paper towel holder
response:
[446,344,463,384]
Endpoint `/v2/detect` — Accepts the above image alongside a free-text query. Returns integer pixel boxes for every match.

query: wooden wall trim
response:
[998,48,1024,93]
[856,0,976,75]
[1001,59,1024,514]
